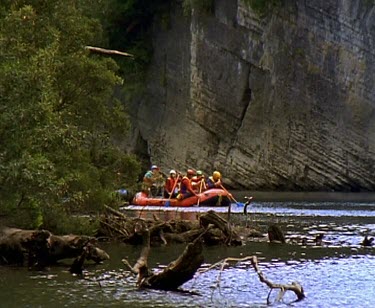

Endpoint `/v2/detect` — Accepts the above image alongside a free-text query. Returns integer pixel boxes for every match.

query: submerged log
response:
[200,210,242,246]
[268,224,286,243]
[362,235,374,246]
[69,243,105,275]
[69,246,89,275]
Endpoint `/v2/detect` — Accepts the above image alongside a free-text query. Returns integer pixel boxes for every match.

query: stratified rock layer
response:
[127,0,375,191]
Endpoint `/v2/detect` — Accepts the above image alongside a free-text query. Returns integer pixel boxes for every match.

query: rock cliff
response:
[125,0,375,191]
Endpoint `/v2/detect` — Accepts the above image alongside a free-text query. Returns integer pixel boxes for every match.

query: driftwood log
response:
[48,234,109,264]
[0,227,109,269]
[0,227,51,268]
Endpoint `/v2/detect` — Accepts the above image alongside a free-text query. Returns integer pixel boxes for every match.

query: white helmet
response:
[170,169,176,174]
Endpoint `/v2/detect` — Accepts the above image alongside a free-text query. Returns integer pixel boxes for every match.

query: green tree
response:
[0,0,140,232]
[102,0,170,101]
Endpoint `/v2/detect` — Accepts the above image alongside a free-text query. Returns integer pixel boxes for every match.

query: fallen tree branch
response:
[104,205,129,220]
[199,256,305,304]
[85,46,134,58]
[99,219,129,238]
[144,227,208,290]
[123,226,210,290]
[250,256,305,303]
[100,207,248,246]
[122,227,151,286]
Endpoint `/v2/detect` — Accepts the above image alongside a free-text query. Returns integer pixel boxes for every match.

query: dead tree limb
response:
[69,245,89,275]
[100,220,129,238]
[123,226,209,290]
[144,228,206,290]
[250,256,305,303]
[122,227,151,285]
[104,205,129,220]
[85,46,134,58]
[100,207,245,246]
[199,256,305,304]
[149,222,169,245]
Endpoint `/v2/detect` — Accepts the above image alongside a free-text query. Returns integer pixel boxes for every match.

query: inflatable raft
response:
[132,188,232,207]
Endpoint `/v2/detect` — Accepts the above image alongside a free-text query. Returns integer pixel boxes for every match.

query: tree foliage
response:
[101,0,170,100]
[0,0,140,231]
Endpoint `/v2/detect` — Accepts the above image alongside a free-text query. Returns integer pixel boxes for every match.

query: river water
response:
[1,192,375,307]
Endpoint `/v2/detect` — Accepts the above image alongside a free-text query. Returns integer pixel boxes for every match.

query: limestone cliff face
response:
[127,0,375,191]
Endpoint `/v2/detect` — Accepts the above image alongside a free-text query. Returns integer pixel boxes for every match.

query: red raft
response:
[132,188,232,207]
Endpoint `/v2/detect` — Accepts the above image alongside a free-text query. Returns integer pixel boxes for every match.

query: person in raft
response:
[206,171,222,189]
[142,165,163,196]
[191,170,206,193]
[177,169,198,200]
[164,169,179,198]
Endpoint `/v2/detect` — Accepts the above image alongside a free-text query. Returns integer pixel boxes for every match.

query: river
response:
[1,192,374,307]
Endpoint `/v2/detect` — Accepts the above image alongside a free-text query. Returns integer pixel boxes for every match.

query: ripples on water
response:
[1,255,374,308]
[1,195,374,307]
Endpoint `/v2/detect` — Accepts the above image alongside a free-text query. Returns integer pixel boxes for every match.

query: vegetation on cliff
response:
[243,0,283,16]
[182,0,214,15]
[103,0,171,100]
[0,0,144,233]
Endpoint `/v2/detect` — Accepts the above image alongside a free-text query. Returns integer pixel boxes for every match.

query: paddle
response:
[219,184,244,207]
[196,179,204,207]
[165,174,180,207]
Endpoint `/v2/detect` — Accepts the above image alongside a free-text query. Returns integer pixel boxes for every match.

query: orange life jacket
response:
[165,177,178,193]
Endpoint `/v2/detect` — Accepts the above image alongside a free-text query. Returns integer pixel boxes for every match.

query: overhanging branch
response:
[85,46,134,58]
